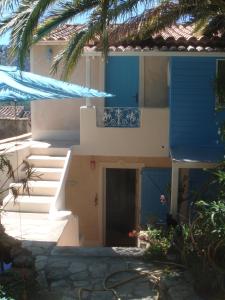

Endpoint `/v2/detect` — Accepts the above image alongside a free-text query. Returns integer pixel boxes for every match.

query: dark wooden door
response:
[105,168,136,246]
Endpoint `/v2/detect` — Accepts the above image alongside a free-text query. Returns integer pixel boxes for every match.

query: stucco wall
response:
[66,154,171,246]
[31,99,85,141]
[30,45,104,141]
[0,118,30,140]
[73,106,169,157]
[144,56,169,107]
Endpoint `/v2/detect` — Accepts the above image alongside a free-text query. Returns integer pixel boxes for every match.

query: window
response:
[216,59,225,109]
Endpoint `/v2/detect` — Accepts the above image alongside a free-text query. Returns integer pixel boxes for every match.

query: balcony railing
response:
[97,107,141,128]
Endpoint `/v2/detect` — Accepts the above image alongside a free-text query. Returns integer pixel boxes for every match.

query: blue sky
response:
[0,31,10,45]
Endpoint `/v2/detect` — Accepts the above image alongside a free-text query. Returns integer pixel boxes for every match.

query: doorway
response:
[105,168,136,247]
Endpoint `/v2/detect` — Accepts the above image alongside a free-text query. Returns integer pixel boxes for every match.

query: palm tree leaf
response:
[17,0,58,68]
[0,0,20,14]
[51,22,102,79]
[33,0,98,44]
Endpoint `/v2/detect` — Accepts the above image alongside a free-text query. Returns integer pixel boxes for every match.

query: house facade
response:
[30,24,225,246]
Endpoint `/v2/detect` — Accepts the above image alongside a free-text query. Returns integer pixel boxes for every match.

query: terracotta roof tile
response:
[42,24,86,42]
[42,24,225,52]
[0,106,30,119]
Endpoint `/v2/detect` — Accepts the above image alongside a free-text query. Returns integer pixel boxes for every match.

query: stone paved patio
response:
[22,242,159,300]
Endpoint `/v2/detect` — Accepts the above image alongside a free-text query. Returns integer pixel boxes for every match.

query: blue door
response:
[105,56,139,107]
[141,168,171,225]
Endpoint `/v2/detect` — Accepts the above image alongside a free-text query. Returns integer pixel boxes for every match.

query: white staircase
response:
[1,141,81,247]
[3,145,68,213]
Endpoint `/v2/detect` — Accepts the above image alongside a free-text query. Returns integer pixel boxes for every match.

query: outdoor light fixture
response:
[90,160,96,170]
[46,47,53,62]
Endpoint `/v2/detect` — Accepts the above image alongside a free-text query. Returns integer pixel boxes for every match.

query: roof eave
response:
[34,41,225,56]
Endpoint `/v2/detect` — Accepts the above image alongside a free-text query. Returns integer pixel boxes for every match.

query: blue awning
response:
[0,65,113,101]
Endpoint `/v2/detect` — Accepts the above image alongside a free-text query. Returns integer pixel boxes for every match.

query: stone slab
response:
[51,246,145,257]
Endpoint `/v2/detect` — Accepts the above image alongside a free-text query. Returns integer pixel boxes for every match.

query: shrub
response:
[130,226,172,260]
[178,200,225,295]
[0,285,14,300]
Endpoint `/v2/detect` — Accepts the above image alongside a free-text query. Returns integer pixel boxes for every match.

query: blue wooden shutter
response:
[105,56,139,107]
[141,168,171,224]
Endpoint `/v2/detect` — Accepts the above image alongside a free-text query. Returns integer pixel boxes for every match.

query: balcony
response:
[74,106,170,157]
[97,107,141,128]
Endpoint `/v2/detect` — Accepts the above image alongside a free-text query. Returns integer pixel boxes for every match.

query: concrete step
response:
[3,195,54,213]
[10,181,59,196]
[30,146,68,156]
[27,155,66,168]
[33,168,63,181]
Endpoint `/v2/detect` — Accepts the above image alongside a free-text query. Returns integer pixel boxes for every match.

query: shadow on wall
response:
[0,118,31,139]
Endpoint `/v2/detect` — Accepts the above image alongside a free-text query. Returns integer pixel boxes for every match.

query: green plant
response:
[0,285,14,300]
[175,199,225,296]
[141,226,172,260]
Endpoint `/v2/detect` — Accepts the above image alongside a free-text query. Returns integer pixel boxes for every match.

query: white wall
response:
[143,56,169,107]
[30,45,105,141]
[31,99,84,141]
[73,106,169,157]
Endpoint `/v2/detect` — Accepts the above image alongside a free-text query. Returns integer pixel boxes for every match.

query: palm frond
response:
[0,0,20,15]
[51,22,101,79]
[33,0,98,44]
[0,0,31,37]
[50,30,86,75]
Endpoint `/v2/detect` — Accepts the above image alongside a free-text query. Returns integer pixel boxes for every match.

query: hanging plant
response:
[215,60,225,110]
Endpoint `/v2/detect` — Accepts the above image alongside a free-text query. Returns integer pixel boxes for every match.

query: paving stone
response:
[35,255,48,271]
[48,258,70,268]
[46,268,70,281]
[168,285,201,300]
[109,261,128,273]
[21,242,200,300]
[72,280,90,288]
[36,291,63,300]
[128,297,158,300]
[36,270,48,289]
[28,246,48,256]
[91,278,105,289]
[88,262,108,277]
[133,285,157,297]
[70,271,89,281]
[74,288,90,300]
[62,296,75,300]
[69,261,87,273]
[51,280,71,290]
[62,290,77,300]
[51,246,144,257]
[89,291,115,300]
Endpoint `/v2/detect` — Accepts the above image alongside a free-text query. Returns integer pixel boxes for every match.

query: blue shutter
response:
[105,56,139,107]
[141,168,171,224]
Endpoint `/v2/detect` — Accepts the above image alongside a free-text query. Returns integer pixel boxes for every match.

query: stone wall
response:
[0,118,31,140]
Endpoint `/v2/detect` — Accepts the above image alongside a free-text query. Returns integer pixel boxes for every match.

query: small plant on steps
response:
[0,152,37,300]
